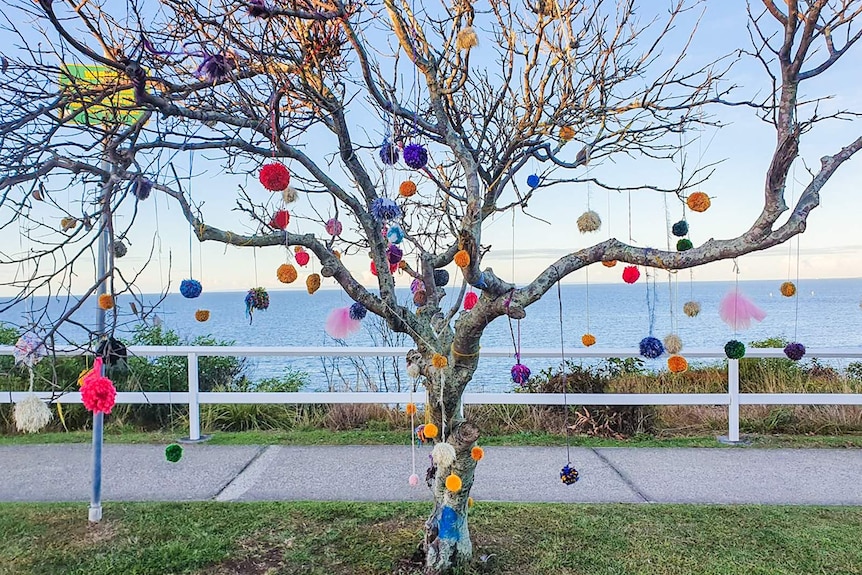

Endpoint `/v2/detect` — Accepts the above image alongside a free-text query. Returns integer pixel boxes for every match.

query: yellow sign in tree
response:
[59,64,146,126]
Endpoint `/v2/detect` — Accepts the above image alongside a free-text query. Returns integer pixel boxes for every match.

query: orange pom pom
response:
[667,355,688,373]
[471,446,484,461]
[194,309,210,322]
[423,423,439,438]
[406,403,417,416]
[399,180,417,197]
[559,125,575,142]
[601,260,617,268]
[445,474,462,492]
[780,281,796,297]
[97,294,114,310]
[686,192,711,213]
[581,334,596,347]
[431,353,448,369]
[294,245,305,254]
[277,263,298,284]
[454,250,470,268]
[333,250,342,260]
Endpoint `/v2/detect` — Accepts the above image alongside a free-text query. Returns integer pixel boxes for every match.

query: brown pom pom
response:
[667,355,688,373]
[454,249,470,267]
[683,301,701,317]
[60,217,77,231]
[399,181,417,197]
[601,259,617,268]
[559,125,575,142]
[581,333,596,347]
[576,210,601,233]
[455,27,478,50]
[780,281,796,297]
[97,294,114,310]
[195,309,210,322]
[277,263,298,284]
[413,290,427,306]
[281,187,298,204]
[686,192,711,213]
[306,273,321,295]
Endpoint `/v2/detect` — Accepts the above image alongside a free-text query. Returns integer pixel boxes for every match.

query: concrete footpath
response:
[1,444,861,505]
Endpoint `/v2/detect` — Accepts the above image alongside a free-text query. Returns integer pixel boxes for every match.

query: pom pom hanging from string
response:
[61,217,77,231]
[14,333,45,369]
[387,244,403,265]
[559,125,575,141]
[386,225,404,245]
[560,464,580,485]
[98,294,115,310]
[132,177,153,200]
[672,220,689,237]
[581,333,596,347]
[432,354,448,369]
[325,307,361,339]
[259,162,290,191]
[165,443,183,463]
[639,336,664,359]
[602,259,617,268]
[676,238,693,251]
[13,394,52,433]
[306,273,321,295]
[622,266,640,284]
[180,279,202,299]
[686,192,711,212]
[349,302,367,321]
[719,290,766,331]
[454,250,470,268]
[112,241,127,258]
[410,279,424,294]
[784,342,806,361]
[683,301,701,317]
[244,287,269,323]
[277,263,298,283]
[406,363,421,379]
[195,309,210,322]
[663,334,683,355]
[403,143,428,169]
[270,210,290,230]
[456,26,478,50]
[325,218,342,236]
[511,363,531,385]
[576,211,601,233]
[370,198,402,222]
[379,140,400,165]
[780,281,796,297]
[281,187,298,204]
[423,422,439,438]
[526,174,540,188]
[247,0,273,18]
[725,339,746,359]
[295,251,310,267]
[434,269,449,287]
[667,355,688,373]
[80,358,116,414]
[399,181,417,197]
[463,292,478,310]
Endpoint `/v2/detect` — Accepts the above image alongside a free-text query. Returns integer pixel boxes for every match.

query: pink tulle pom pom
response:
[325,307,361,339]
[719,290,766,331]
[408,473,420,486]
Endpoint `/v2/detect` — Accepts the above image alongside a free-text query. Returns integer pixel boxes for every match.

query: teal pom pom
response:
[724,340,746,359]
[671,220,688,237]
[165,443,183,463]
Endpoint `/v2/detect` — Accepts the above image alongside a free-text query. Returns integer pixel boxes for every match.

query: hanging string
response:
[439,371,446,441]
[585,267,591,333]
[645,268,658,336]
[253,246,259,286]
[409,377,417,477]
[188,150,195,279]
[732,259,741,338]
[556,279,571,464]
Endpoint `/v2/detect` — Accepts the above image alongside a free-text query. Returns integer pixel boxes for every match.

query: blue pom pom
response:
[349,302,367,321]
[434,269,449,287]
[180,279,202,299]
[639,336,664,359]
[370,198,402,222]
[379,140,399,165]
[403,143,428,169]
[132,177,152,200]
[386,225,404,245]
[527,174,540,188]
[438,506,461,541]
[560,464,579,485]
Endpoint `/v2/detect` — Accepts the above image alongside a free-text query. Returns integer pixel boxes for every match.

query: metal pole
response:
[188,353,200,441]
[728,359,740,443]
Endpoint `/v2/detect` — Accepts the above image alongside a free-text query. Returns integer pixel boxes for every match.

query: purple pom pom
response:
[197,53,233,82]
[379,140,400,165]
[410,279,424,294]
[247,0,273,18]
[403,143,428,169]
[639,336,664,359]
[387,244,403,265]
[784,342,806,361]
[370,198,402,222]
[511,363,531,385]
[132,177,152,200]
[349,302,367,321]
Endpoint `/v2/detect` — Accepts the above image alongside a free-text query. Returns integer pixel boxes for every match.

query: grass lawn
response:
[0,502,860,574]
[1,428,862,448]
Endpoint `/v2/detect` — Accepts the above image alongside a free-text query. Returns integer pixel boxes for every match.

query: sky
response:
[2,0,860,298]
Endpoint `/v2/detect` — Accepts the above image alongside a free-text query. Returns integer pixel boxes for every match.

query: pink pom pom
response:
[325,307,361,339]
[408,473,420,486]
[80,357,117,414]
[719,290,766,331]
[295,251,310,267]
[464,292,478,310]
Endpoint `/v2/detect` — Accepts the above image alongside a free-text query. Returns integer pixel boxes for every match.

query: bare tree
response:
[1,0,860,572]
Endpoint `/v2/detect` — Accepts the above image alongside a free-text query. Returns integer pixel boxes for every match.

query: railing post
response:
[727,358,740,442]
[188,352,200,441]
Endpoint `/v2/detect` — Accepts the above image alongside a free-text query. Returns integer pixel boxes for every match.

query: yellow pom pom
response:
[194,309,210,322]
[445,474,462,492]
[406,403,417,416]
[471,446,484,461]
[77,367,90,387]
[780,281,796,297]
[399,180,417,197]
[581,334,596,347]
[97,294,114,310]
[686,192,711,213]
[454,250,470,268]
[559,125,575,142]
[467,497,475,508]
[306,273,321,295]
[668,355,688,373]
[423,423,439,438]
[432,353,448,369]
[277,263,298,284]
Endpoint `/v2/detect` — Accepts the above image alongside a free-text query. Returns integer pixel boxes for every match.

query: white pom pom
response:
[407,363,421,379]
[663,334,683,355]
[456,27,479,50]
[431,442,457,468]
[13,393,52,433]
[408,473,420,486]
[281,186,298,204]
[576,210,601,233]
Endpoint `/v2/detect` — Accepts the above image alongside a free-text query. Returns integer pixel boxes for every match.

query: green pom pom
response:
[165,443,183,463]
[676,238,693,251]
[724,340,746,359]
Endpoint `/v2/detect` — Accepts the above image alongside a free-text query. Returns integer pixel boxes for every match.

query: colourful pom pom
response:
[270,210,290,230]
[295,251,310,267]
[349,302,367,320]
[464,292,478,310]
[526,174,540,188]
[277,263,298,283]
[80,358,116,414]
[471,446,484,461]
[559,125,575,141]
[576,210,601,233]
[165,443,183,463]
[672,220,689,237]
[180,279,202,299]
[676,238,693,251]
[259,162,290,191]
[581,333,596,347]
[686,191,711,212]
[784,342,806,361]
[667,355,688,373]
[683,301,701,317]
[622,266,640,284]
[724,339,746,359]
[244,288,269,322]
[639,336,664,359]
[325,218,342,236]
[511,363,531,385]
[780,281,796,297]
[399,181,417,197]
[370,197,402,222]
[306,273,321,295]
[432,353,448,369]
[195,309,210,322]
[602,259,617,268]
[560,464,579,485]
[379,140,400,165]
[13,333,45,368]
[423,422,439,438]
[386,225,404,244]
[434,269,449,286]
[410,279,424,293]
[98,294,115,310]
[445,474,462,492]
[663,334,683,355]
[454,249,470,268]
[403,143,428,169]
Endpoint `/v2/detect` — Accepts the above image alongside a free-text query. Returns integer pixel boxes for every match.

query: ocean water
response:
[4,278,862,391]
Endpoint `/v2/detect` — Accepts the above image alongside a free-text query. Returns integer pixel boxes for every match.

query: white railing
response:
[2,346,861,443]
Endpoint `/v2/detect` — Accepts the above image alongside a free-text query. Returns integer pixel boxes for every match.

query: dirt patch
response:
[199,537,289,575]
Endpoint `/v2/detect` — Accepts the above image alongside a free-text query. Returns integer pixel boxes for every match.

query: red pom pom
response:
[464,292,478,310]
[622,265,640,284]
[295,251,310,267]
[370,260,378,276]
[259,163,290,191]
[270,210,290,230]
[80,358,117,414]
[389,263,399,273]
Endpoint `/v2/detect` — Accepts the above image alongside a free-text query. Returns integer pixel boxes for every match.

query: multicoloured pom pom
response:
[672,220,689,237]
[676,238,693,251]
[180,279,202,299]
[403,143,428,169]
[576,210,601,233]
[370,198,402,222]
[386,225,404,244]
[259,162,290,191]
[349,302,367,321]
[511,363,531,385]
[270,210,290,230]
[784,342,806,361]
[780,281,796,297]
[379,140,400,165]
[277,263,298,284]
[325,218,342,236]
[639,336,664,359]
[244,287,270,322]
[526,174,540,188]
[165,443,183,463]
[724,339,746,359]
[683,301,701,317]
[560,464,580,485]
[686,191,711,212]
[622,266,640,284]
[434,269,449,287]
[464,292,478,310]
[399,181,417,197]
[13,333,45,368]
